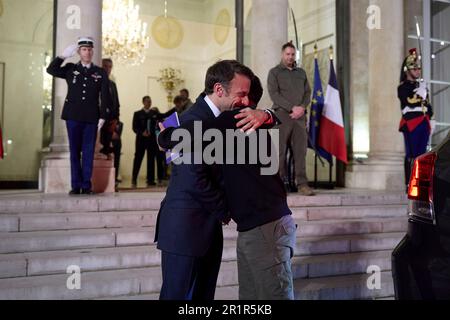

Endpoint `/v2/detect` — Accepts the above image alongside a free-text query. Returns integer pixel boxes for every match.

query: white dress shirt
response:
[204,96,221,118]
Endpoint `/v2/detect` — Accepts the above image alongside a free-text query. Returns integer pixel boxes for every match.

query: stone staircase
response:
[0,190,407,300]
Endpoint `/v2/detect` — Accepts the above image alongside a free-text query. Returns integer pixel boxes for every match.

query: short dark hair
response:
[102,58,113,64]
[282,41,296,52]
[204,60,254,95]
[142,95,151,103]
[180,88,189,96]
[173,95,186,105]
[249,76,263,106]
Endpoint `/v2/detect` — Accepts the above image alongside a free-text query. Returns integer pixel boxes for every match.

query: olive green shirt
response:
[267,63,312,113]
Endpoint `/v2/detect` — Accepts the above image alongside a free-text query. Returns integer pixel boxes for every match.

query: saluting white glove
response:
[60,44,78,60]
[98,119,106,131]
[414,81,428,100]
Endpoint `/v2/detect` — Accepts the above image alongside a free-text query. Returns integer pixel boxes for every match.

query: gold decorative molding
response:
[151,16,184,49]
[157,68,184,106]
[214,9,231,46]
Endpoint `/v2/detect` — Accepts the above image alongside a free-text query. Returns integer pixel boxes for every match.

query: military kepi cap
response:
[78,37,94,48]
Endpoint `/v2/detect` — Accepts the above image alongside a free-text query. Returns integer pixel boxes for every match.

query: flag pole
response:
[314,154,318,189]
[313,43,319,189]
[309,44,325,167]
[328,45,334,188]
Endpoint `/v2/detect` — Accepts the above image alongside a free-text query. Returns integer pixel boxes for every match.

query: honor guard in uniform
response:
[398,48,434,186]
[47,37,109,195]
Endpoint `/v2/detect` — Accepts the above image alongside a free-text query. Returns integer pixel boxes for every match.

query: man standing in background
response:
[268,42,315,196]
[100,58,120,158]
[111,120,123,190]
[179,88,194,111]
[131,96,175,188]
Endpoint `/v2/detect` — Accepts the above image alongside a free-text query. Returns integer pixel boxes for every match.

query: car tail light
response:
[407,152,437,223]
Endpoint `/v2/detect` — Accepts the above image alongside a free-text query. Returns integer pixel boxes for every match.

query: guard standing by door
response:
[47,37,109,195]
[398,48,434,187]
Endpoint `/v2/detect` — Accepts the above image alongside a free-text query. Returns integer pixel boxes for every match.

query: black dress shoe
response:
[81,189,95,195]
[69,189,81,196]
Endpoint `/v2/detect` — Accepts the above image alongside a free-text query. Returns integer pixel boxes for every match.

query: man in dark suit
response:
[158,76,297,300]
[99,58,120,157]
[131,96,175,188]
[155,60,275,300]
[46,37,109,195]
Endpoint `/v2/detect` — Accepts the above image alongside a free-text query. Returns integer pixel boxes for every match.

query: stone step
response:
[0,227,155,254]
[0,191,407,214]
[0,215,407,254]
[98,287,238,300]
[286,192,407,207]
[0,243,234,278]
[304,204,407,221]
[293,217,407,238]
[0,205,406,233]
[0,193,166,214]
[295,271,394,300]
[0,261,394,300]
[0,236,393,279]
[215,271,396,300]
[224,217,407,239]
[297,232,405,256]
[97,271,395,301]
[0,262,239,300]
[293,250,392,279]
[0,211,158,233]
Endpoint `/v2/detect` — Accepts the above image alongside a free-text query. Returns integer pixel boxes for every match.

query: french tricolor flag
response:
[318,60,348,164]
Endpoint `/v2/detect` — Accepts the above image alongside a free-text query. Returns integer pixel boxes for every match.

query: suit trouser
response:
[237,215,297,300]
[275,110,308,186]
[156,150,166,181]
[66,120,97,190]
[132,137,158,184]
[112,139,121,181]
[159,225,223,300]
[100,123,113,154]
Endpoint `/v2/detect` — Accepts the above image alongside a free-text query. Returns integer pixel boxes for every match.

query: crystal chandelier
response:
[102,0,150,66]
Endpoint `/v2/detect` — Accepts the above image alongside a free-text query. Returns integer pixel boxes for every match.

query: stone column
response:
[251,0,288,109]
[40,0,114,193]
[346,0,405,190]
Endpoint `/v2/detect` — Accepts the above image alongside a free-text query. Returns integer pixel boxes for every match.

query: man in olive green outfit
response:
[268,42,315,196]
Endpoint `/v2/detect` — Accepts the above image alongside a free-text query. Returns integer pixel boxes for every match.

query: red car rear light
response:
[407,152,437,223]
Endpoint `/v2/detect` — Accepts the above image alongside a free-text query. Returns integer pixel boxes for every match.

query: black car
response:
[392,133,450,300]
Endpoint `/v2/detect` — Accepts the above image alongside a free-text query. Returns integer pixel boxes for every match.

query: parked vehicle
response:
[392,133,450,300]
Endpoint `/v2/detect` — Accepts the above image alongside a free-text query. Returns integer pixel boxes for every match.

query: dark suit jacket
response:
[133,108,176,137]
[154,95,226,257]
[107,80,120,120]
[47,57,109,123]
[158,107,291,232]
